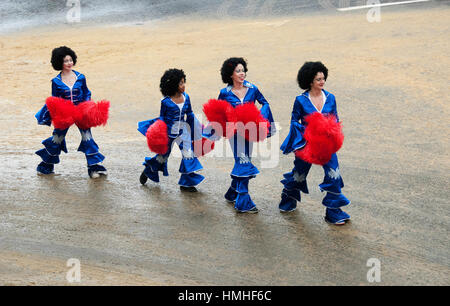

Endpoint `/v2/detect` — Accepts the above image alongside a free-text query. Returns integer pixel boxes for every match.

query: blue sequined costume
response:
[138,93,204,187]
[217,81,276,212]
[279,89,350,216]
[35,71,106,175]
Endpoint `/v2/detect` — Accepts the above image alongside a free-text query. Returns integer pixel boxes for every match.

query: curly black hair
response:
[51,46,77,71]
[160,68,186,97]
[297,61,328,90]
[220,57,248,85]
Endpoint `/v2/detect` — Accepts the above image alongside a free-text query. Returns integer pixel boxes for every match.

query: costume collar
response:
[302,89,330,99]
[226,80,253,92]
[56,70,80,80]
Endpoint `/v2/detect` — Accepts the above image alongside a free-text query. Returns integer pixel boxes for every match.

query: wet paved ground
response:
[1,136,448,285]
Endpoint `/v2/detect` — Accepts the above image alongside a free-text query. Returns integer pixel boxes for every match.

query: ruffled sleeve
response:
[255,87,276,138]
[35,104,52,126]
[280,96,307,154]
[280,121,306,154]
[331,94,339,122]
[35,79,58,126]
[137,117,159,136]
[260,103,276,137]
[81,75,92,102]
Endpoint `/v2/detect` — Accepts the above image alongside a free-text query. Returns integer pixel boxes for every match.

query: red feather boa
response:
[202,99,269,141]
[234,102,269,142]
[75,100,110,130]
[45,97,110,130]
[45,97,77,130]
[202,99,236,138]
[146,119,169,155]
[295,112,344,165]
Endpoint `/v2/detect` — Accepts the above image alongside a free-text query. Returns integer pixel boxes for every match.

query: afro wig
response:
[220,57,248,85]
[297,61,328,90]
[51,46,77,71]
[160,68,186,97]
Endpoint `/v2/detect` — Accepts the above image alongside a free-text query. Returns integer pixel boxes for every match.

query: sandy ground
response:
[0,4,449,285]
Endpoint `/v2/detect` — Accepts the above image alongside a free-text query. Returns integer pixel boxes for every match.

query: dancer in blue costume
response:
[35,46,107,178]
[218,57,276,213]
[279,61,351,224]
[138,69,205,192]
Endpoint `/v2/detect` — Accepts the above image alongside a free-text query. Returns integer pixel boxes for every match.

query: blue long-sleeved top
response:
[280,89,339,154]
[138,92,199,139]
[35,70,92,126]
[291,89,339,124]
[218,80,276,137]
[51,70,91,105]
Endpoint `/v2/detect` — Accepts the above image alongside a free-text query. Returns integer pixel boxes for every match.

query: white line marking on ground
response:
[337,0,430,11]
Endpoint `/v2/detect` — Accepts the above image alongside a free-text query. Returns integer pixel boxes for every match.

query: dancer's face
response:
[178,78,186,93]
[231,64,246,85]
[63,55,74,71]
[311,72,326,91]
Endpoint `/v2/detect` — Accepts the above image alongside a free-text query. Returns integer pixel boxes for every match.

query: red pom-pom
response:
[202,99,236,138]
[234,102,269,142]
[75,100,110,130]
[295,112,344,165]
[146,119,169,155]
[192,138,215,157]
[45,97,76,130]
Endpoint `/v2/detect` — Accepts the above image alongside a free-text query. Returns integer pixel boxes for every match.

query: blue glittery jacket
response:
[35,70,92,126]
[138,92,200,139]
[280,89,339,154]
[218,80,276,137]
